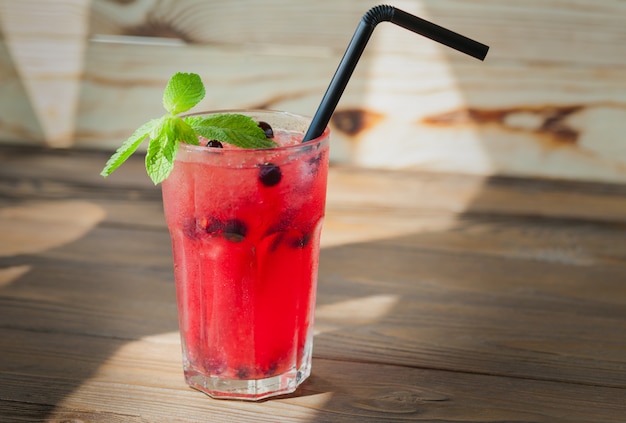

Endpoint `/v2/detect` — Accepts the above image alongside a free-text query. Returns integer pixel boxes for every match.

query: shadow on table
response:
[0,201,493,421]
[0,223,180,420]
[291,194,626,421]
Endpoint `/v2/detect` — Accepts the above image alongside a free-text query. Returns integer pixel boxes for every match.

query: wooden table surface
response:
[1,145,625,422]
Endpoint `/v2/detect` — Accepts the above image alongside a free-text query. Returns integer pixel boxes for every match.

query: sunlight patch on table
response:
[87,332,183,387]
[314,294,399,335]
[0,200,106,256]
[0,265,31,288]
[320,212,461,248]
[322,168,488,248]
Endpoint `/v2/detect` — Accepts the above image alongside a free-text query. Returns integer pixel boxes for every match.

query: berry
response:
[183,219,200,240]
[268,232,285,252]
[257,121,274,138]
[291,232,311,249]
[265,361,279,376]
[258,162,282,187]
[222,219,247,242]
[236,366,250,379]
[307,153,322,174]
[206,140,223,148]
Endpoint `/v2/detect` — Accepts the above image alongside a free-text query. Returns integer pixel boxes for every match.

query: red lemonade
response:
[161,111,330,399]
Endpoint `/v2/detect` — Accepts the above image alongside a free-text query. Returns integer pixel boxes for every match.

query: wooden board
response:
[1,145,626,421]
[1,0,626,183]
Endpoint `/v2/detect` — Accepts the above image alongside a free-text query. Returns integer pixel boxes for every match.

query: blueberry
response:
[265,361,279,376]
[257,121,274,138]
[291,232,311,249]
[265,210,295,235]
[222,219,247,242]
[206,139,223,148]
[268,232,285,252]
[267,230,312,251]
[183,219,200,239]
[258,162,282,187]
[307,153,323,175]
[236,366,250,379]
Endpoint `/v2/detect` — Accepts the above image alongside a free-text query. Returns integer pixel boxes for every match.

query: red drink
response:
[161,110,330,400]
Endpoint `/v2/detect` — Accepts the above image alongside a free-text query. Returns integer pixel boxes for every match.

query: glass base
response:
[184,358,312,401]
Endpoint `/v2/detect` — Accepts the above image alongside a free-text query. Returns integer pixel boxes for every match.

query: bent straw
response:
[302,4,489,142]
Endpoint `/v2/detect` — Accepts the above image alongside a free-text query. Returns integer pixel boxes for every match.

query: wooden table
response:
[1,145,625,422]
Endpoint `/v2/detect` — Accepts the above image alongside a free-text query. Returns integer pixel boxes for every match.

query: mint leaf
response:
[101,72,280,184]
[163,72,205,115]
[100,119,159,178]
[185,114,277,149]
[145,115,197,184]
[145,134,176,185]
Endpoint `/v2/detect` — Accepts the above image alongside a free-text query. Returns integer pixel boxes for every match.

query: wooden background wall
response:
[1,0,625,183]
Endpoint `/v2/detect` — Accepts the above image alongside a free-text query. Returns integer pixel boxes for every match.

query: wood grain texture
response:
[1,0,626,182]
[1,145,625,421]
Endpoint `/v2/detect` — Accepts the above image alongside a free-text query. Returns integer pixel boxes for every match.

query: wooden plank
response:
[1,331,625,422]
[0,229,177,340]
[2,147,626,420]
[3,146,626,222]
[87,0,626,67]
[73,40,337,150]
[315,243,626,387]
[0,33,44,145]
[2,146,626,267]
[2,1,626,183]
[378,214,626,265]
[0,0,91,147]
[1,213,625,388]
[71,35,626,183]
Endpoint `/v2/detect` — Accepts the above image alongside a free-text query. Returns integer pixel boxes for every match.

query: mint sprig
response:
[100,72,277,185]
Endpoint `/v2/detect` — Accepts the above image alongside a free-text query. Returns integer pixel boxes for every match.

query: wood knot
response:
[331,109,384,136]
[538,106,582,144]
[422,105,583,145]
[352,388,449,414]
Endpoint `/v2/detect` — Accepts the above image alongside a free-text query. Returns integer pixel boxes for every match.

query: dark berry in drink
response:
[236,366,250,379]
[257,121,274,138]
[307,153,322,175]
[258,162,282,187]
[291,233,311,248]
[206,140,223,148]
[265,361,279,376]
[183,219,201,240]
[222,219,248,242]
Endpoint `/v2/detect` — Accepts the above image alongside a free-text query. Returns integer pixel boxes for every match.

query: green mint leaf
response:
[102,72,282,185]
[100,119,159,178]
[145,134,176,185]
[185,114,278,149]
[163,72,205,115]
[145,115,197,184]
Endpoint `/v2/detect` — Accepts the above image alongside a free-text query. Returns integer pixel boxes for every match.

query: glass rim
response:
[178,109,330,155]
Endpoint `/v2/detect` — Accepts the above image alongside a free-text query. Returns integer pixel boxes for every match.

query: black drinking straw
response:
[302,4,490,142]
